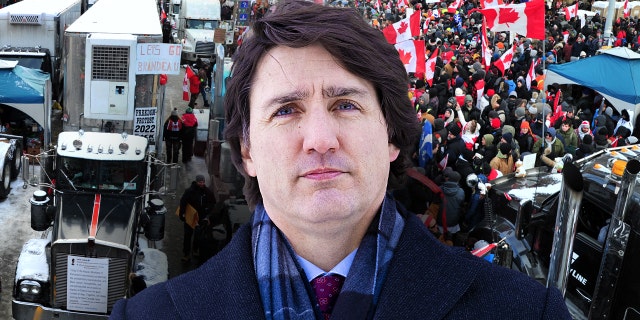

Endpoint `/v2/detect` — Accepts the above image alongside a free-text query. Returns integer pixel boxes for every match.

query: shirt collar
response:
[296,248,358,282]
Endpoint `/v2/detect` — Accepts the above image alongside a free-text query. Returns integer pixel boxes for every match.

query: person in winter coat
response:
[490,142,515,176]
[179,174,217,262]
[438,167,465,234]
[181,107,198,162]
[575,134,595,160]
[532,127,565,168]
[474,133,497,162]
[516,120,536,154]
[557,120,578,156]
[443,123,467,170]
[163,109,183,164]
[456,106,480,150]
[613,109,634,138]
[188,68,201,108]
[576,120,593,146]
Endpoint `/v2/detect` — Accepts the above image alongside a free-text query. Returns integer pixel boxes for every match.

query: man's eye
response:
[274,106,295,117]
[336,101,358,111]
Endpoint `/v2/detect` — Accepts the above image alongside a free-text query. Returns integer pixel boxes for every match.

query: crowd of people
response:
[322,0,640,244]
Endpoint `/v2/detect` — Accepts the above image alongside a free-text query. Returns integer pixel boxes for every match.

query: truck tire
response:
[0,161,11,199]
[10,142,22,181]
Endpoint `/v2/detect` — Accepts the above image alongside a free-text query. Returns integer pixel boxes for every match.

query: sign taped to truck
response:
[136,43,183,75]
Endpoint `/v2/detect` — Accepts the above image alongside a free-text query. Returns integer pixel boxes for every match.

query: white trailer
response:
[61,0,164,145]
[0,0,82,101]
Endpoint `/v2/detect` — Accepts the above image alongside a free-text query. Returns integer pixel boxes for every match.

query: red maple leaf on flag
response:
[503,52,513,62]
[498,8,519,26]
[398,49,413,64]
[397,21,409,34]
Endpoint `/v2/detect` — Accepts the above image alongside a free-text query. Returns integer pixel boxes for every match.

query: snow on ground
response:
[0,165,45,318]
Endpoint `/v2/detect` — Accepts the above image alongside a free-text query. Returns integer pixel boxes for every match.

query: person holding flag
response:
[185,65,201,108]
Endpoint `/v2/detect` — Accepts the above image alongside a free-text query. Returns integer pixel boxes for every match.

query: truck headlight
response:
[18,280,42,301]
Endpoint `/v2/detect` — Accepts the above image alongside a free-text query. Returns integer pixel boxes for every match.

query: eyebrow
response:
[264,85,369,107]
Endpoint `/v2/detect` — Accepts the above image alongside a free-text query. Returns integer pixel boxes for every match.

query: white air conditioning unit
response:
[84,33,137,120]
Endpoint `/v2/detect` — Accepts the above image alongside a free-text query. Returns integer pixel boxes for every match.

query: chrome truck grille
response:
[195,41,215,54]
[52,248,129,313]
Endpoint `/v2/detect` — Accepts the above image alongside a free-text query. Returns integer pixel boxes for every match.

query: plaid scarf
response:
[252,194,405,320]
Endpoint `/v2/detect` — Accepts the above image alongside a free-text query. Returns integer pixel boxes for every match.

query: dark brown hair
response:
[223,0,421,209]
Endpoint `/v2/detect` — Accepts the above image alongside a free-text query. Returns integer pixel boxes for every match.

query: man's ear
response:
[388,143,400,162]
[241,141,257,177]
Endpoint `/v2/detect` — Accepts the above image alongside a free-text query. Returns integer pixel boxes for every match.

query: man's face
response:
[243,45,399,235]
[582,126,590,133]
[197,180,206,188]
[561,123,570,132]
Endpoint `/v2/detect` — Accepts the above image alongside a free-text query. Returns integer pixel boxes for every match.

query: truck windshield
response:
[57,157,144,193]
[186,19,218,30]
[172,3,180,14]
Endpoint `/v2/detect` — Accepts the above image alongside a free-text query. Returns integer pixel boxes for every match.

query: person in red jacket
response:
[181,107,198,163]
[188,68,201,108]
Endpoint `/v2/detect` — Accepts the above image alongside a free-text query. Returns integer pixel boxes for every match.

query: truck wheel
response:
[0,162,11,199]
[10,143,22,181]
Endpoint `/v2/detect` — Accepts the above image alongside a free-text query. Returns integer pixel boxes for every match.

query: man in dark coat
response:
[179,174,216,262]
[443,123,467,171]
[111,2,571,319]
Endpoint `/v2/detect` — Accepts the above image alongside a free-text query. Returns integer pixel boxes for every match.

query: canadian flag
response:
[395,40,426,74]
[447,0,464,13]
[397,0,409,10]
[493,44,515,76]
[563,2,578,20]
[383,11,421,44]
[525,57,539,90]
[623,0,630,18]
[183,66,195,101]
[374,0,381,11]
[475,79,485,112]
[480,0,503,8]
[473,0,545,40]
[422,17,431,35]
[425,48,439,86]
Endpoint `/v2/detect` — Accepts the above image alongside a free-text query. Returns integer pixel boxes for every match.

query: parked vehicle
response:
[176,0,220,63]
[0,0,82,102]
[475,145,640,320]
[13,131,175,319]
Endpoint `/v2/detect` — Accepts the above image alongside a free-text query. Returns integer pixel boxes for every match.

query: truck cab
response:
[13,131,170,319]
[177,0,220,63]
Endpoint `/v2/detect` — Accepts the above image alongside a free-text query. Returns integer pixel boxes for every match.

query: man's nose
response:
[300,108,340,155]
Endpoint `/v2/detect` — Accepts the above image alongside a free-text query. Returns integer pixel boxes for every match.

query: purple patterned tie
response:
[311,274,345,319]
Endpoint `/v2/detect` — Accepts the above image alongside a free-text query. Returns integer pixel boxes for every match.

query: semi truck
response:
[474,144,640,319]
[11,0,177,318]
[0,0,82,102]
[176,0,221,63]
